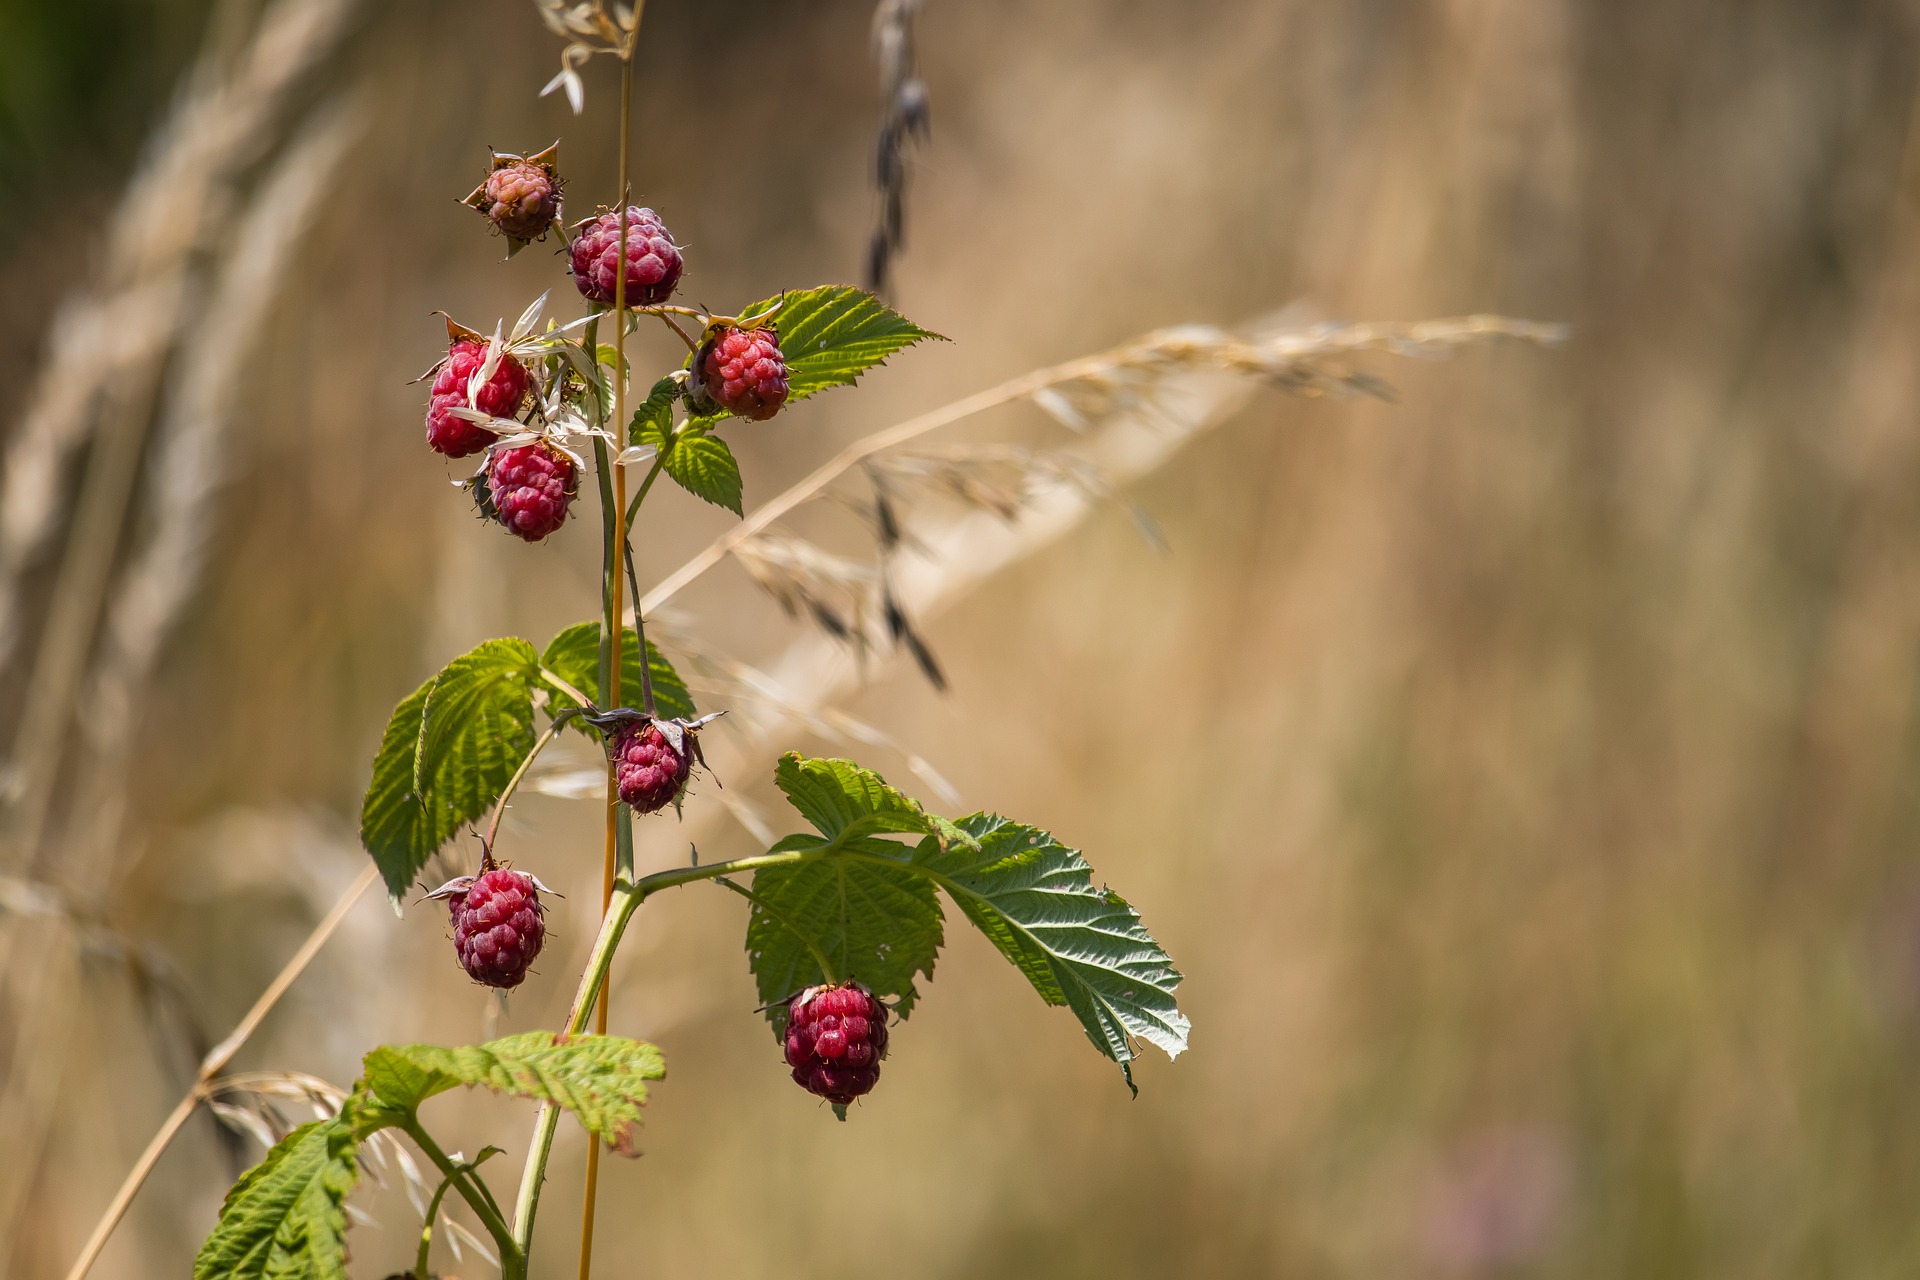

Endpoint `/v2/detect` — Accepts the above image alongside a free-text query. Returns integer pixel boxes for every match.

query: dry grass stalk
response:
[866,0,930,296]
[67,98,369,888]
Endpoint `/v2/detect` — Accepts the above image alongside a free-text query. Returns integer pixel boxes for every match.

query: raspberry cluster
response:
[568,206,683,307]
[611,721,691,813]
[426,341,531,458]
[698,326,790,421]
[448,868,547,989]
[784,981,889,1106]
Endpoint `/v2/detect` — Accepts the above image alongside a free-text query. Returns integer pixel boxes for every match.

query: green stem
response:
[624,452,666,527]
[402,1120,521,1278]
[483,722,563,861]
[714,877,839,983]
[414,1160,461,1280]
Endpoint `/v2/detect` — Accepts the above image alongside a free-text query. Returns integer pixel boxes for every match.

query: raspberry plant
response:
[190,10,1189,1279]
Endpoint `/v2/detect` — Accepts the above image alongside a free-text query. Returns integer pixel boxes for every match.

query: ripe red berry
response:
[449,868,546,989]
[698,326,789,421]
[784,981,889,1107]
[568,207,682,306]
[427,340,531,458]
[611,721,691,813]
[487,441,575,542]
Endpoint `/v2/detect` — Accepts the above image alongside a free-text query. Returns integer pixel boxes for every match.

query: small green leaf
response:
[660,433,743,515]
[360,639,540,902]
[628,374,680,449]
[540,622,695,734]
[362,1033,666,1156]
[193,1116,361,1280]
[694,286,940,428]
[918,814,1190,1088]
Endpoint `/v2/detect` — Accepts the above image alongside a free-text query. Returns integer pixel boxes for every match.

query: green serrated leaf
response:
[660,433,743,515]
[193,1116,361,1280]
[692,286,940,428]
[360,639,540,902]
[362,1032,665,1156]
[747,835,943,1025]
[918,813,1189,1083]
[751,756,1187,1090]
[773,753,937,842]
[628,374,680,449]
[540,622,695,735]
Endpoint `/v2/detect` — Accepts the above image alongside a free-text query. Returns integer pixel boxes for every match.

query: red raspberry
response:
[475,159,561,242]
[487,442,574,542]
[784,981,889,1107]
[611,721,690,813]
[449,868,546,989]
[568,207,682,307]
[426,341,531,458]
[698,327,789,421]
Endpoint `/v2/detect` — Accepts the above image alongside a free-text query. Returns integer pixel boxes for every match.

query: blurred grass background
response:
[7,0,1920,1277]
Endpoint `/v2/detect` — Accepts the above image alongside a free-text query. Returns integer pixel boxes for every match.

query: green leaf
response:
[773,753,936,842]
[362,1033,666,1156]
[627,374,680,449]
[917,814,1190,1090]
[360,639,539,902]
[744,755,967,1026]
[192,1117,360,1280]
[660,433,743,515]
[694,286,940,427]
[746,835,944,1024]
[540,622,695,735]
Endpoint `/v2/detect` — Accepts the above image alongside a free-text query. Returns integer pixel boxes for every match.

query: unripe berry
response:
[481,162,560,241]
[568,207,682,306]
[486,441,575,542]
[449,868,546,989]
[611,721,691,813]
[784,981,889,1107]
[697,326,789,421]
[427,340,531,458]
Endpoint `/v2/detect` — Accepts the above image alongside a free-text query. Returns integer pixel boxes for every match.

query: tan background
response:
[6,0,1920,1276]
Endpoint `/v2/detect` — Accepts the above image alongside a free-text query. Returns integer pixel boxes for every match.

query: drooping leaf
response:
[746,834,943,1026]
[660,433,743,515]
[539,622,695,735]
[693,286,940,428]
[360,639,540,902]
[192,1116,361,1280]
[748,755,1188,1091]
[362,1032,666,1157]
[916,813,1189,1090]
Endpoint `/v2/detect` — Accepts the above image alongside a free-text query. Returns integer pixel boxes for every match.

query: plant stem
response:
[403,1120,521,1274]
[414,1158,462,1280]
[576,27,637,1258]
[483,722,562,859]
